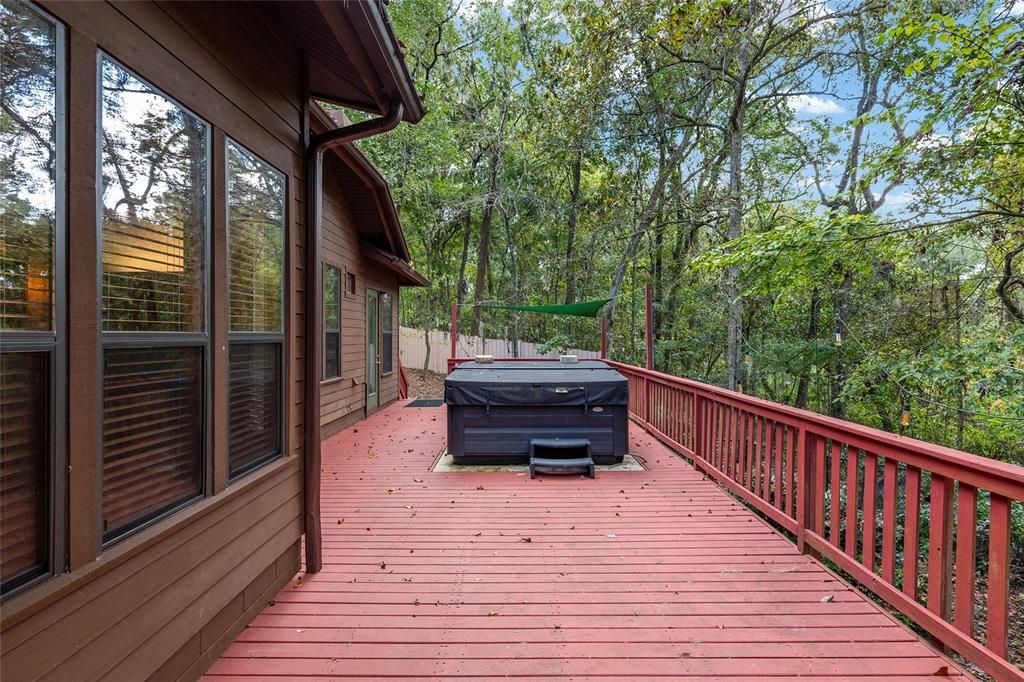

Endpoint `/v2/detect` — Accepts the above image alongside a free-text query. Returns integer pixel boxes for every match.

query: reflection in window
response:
[99,55,208,543]
[1,0,57,331]
[227,139,284,478]
[1,0,61,595]
[227,141,284,333]
[381,292,393,374]
[100,56,208,332]
[324,265,341,379]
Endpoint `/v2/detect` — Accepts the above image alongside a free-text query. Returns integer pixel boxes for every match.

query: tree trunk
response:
[725,100,745,392]
[471,150,500,336]
[456,210,471,306]
[795,289,820,409]
[564,148,582,304]
[830,267,852,418]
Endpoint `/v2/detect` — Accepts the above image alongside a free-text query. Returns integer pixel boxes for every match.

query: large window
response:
[226,139,284,478]
[323,265,341,379]
[381,292,393,375]
[99,55,208,542]
[1,0,64,595]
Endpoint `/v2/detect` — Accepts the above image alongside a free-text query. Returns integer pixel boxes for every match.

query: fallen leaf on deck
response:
[820,594,834,603]
[519,537,532,543]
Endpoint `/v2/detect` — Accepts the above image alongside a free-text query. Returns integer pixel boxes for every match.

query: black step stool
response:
[529,438,595,479]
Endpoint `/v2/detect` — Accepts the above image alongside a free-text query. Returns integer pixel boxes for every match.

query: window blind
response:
[0,352,48,591]
[101,347,202,540]
[228,343,281,477]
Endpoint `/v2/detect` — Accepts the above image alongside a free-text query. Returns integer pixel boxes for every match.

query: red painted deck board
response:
[207,402,967,679]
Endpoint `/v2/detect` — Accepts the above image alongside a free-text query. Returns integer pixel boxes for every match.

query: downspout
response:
[304,101,404,573]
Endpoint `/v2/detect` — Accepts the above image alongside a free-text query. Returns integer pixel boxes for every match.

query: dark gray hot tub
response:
[444,360,629,465]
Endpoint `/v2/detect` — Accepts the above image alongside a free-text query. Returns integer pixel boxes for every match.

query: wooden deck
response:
[206,401,967,680]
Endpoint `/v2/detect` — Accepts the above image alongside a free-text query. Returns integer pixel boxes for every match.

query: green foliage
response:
[362,0,1022,466]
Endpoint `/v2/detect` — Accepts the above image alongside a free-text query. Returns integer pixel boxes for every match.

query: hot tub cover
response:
[444,361,628,406]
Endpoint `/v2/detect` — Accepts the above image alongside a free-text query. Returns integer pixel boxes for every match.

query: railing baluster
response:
[830,441,842,545]
[881,457,897,582]
[862,452,877,570]
[953,483,977,636]
[927,474,954,622]
[846,445,858,555]
[751,415,761,495]
[740,410,749,486]
[603,360,1023,680]
[812,431,826,535]
[770,419,778,509]
[904,466,921,601]
[987,494,1011,657]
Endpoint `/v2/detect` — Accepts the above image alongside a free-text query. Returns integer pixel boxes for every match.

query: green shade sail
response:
[478,299,611,318]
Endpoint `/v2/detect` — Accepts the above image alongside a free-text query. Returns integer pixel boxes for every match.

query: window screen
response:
[324,265,341,379]
[99,55,209,540]
[226,139,284,478]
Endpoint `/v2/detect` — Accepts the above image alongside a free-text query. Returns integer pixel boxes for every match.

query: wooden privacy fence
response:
[605,360,1023,681]
[401,326,598,374]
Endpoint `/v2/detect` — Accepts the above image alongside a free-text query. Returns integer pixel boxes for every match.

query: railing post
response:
[450,303,458,360]
[645,284,654,370]
[693,393,705,464]
[927,474,955,640]
[796,425,816,554]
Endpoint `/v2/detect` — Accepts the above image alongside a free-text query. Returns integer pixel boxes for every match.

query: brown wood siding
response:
[1,2,307,679]
[319,155,401,433]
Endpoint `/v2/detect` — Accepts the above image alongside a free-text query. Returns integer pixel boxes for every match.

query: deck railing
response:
[447,355,1022,680]
[605,360,1023,681]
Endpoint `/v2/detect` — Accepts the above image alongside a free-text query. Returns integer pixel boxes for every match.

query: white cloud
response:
[915,134,952,150]
[790,95,844,116]
[884,191,917,207]
[1010,1,1024,16]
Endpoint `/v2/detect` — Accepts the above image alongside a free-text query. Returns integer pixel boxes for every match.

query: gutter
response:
[304,101,404,573]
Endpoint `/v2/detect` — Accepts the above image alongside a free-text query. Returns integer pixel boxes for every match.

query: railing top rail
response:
[605,360,1024,497]
[448,355,1022,496]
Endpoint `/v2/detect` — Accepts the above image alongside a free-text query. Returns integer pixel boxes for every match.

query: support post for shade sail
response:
[645,283,654,370]
[450,303,458,359]
[600,316,607,359]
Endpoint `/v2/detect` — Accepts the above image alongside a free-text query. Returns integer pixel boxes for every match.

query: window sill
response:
[320,376,345,387]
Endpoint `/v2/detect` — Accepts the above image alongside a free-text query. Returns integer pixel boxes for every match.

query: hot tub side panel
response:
[447,404,627,465]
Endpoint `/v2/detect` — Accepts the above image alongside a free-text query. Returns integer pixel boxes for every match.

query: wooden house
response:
[0,1,425,679]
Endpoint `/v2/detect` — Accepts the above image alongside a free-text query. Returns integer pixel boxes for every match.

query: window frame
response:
[96,52,212,546]
[0,0,68,598]
[224,137,286,480]
[322,264,342,380]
